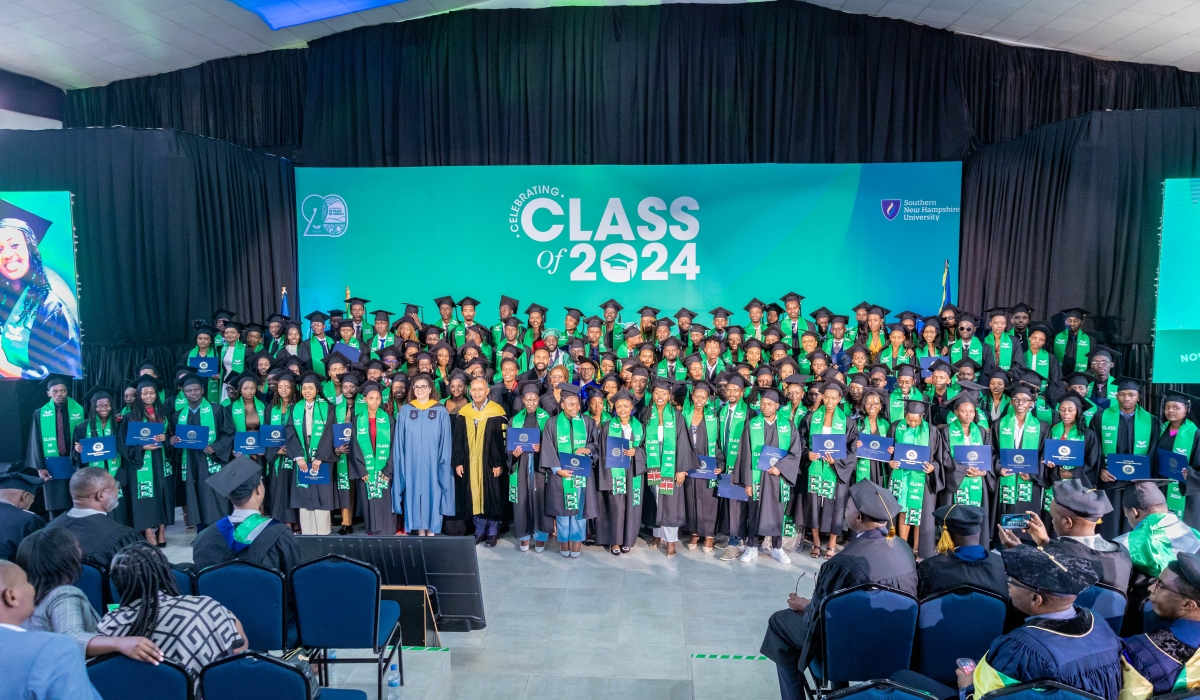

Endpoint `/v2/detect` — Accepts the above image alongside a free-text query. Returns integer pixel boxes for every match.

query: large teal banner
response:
[1155,179,1200,383]
[297,163,961,325]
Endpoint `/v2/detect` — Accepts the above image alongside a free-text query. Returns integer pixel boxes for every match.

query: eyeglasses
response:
[1006,577,1040,594]
[1151,578,1189,598]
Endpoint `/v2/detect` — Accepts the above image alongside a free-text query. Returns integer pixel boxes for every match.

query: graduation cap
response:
[904,398,931,415]
[637,306,660,318]
[753,364,775,378]
[921,316,941,330]
[1028,322,1054,339]
[655,317,675,330]
[956,312,980,328]
[82,385,115,408]
[830,315,850,327]
[765,303,784,316]
[683,353,704,366]
[629,365,651,378]
[1087,345,1120,362]
[757,387,782,404]
[324,351,351,369]
[689,323,709,335]
[266,313,289,324]
[809,306,833,321]
[984,306,1010,321]
[1175,553,1200,596]
[806,350,831,363]
[1064,371,1094,387]
[779,292,805,304]
[725,325,744,338]
[433,296,455,310]
[1163,391,1193,409]
[563,307,583,320]
[742,338,764,351]
[820,378,849,396]
[848,373,871,387]
[207,456,263,501]
[499,295,521,312]
[212,309,237,322]
[928,359,956,376]
[598,299,623,312]
[1001,544,1097,596]
[193,324,218,341]
[502,317,521,330]
[1115,377,1142,393]
[1053,479,1112,520]
[661,336,683,350]
[672,308,696,321]
[0,461,42,493]
[709,307,733,320]
[894,311,922,323]
[359,380,384,397]
[939,304,961,316]
[849,479,901,523]
[370,310,393,323]
[934,504,984,536]
[895,364,918,379]
[134,375,162,393]
[243,322,265,335]
[1008,383,1034,400]
[886,322,907,335]
[585,316,604,329]
[1009,303,1036,315]
[851,301,873,314]
[868,306,890,318]
[0,199,53,244]
[622,325,643,339]
[305,310,330,324]
[525,303,548,317]
[1060,307,1089,320]
[556,382,583,396]
[402,303,423,319]
[611,389,637,404]
[946,392,979,411]
[222,321,244,333]
[327,309,345,321]
[953,357,983,373]
[43,373,72,391]
[1056,393,1093,416]
[501,344,524,359]
[743,298,766,312]
[724,374,748,389]
[458,296,481,309]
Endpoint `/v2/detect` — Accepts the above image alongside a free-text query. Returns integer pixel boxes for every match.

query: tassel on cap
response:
[935,503,958,554]
[878,493,896,540]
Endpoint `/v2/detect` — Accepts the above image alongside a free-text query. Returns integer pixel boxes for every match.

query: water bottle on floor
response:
[328,649,338,683]
[386,662,401,699]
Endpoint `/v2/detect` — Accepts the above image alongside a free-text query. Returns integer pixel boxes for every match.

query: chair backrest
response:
[87,653,192,700]
[291,554,381,650]
[200,652,307,700]
[916,587,1008,684]
[819,584,919,683]
[978,680,1104,700]
[197,561,286,651]
[824,679,938,700]
[1075,584,1127,635]
[76,562,106,616]
[110,565,197,605]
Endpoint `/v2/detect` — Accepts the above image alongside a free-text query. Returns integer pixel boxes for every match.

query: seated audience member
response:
[97,541,247,677]
[0,462,45,560]
[0,559,102,700]
[191,456,299,573]
[43,467,140,568]
[15,528,162,662]
[760,480,917,700]
[1118,482,1200,578]
[917,504,1007,599]
[1121,551,1200,698]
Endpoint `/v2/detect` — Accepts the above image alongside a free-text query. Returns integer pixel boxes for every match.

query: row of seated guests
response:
[763,479,1200,700]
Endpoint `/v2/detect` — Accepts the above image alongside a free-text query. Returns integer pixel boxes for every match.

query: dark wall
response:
[0,67,63,121]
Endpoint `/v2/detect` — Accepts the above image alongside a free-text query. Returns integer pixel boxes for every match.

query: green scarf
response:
[268,405,294,477]
[1124,512,1200,578]
[356,410,391,499]
[233,513,272,546]
[984,332,1014,370]
[291,400,328,488]
[647,406,679,495]
[308,336,329,376]
[684,401,720,490]
[555,412,588,511]
[656,359,688,380]
[1024,348,1051,378]
[807,405,846,499]
[39,399,84,458]
[223,341,246,376]
[510,408,550,503]
[1053,329,1090,373]
[176,400,219,481]
[1163,421,1198,516]
[186,346,223,403]
[1099,406,1152,456]
[606,419,645,498]
[85,417,121,489]
[747,414,792,503]
[230,397,265,432]
[997,413,1041,504]
[889,387,921,423]
[334,402,357,490]
[949,336,983,364]
[719,400,748,470]
[891,421,930,525]
[856,416,890,482]
[947,420,984,506]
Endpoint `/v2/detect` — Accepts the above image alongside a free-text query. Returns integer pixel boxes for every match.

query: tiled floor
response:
[164,515,824,699]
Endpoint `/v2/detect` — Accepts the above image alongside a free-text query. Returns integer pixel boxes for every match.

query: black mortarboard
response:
[725,374,747,389]
[266,313,289,324]
[0,200,53,243]
[327,310,344,320]
[499,295,520,311]
[501,344,524,359]
[82,385,114,407]
[370,310,393,322]
[921,316,941,330]
[211,309,237,322]
[221,321,244,333]
[402,303,422,318]
[1008,383,1034,400]
[656,317,675,329]
[1174,552,1200,594]
[0,461,42,492]
[709,307,733,319]
[851,301,873,313]
[809,306,833,321]
[325,352,351,370]
[502,317,521,329]
[868,306,890,318]
[43,373,72,390]
[134,375,162,392]
[637,306,660,318]
[585,316,603,329]
[753,364,775,378]
[725,325,744,337]
[193,324,218,341]
[905,399,930,415]
[517,381,541,397]
[758,387,782,404]
[689,323,708,334]
[984,307,1009,321]
[928,359,956,376]
[1009,303,1035,315]
[1087,345,1119,362]
[651,377,675,393]
[556,382,583,396]
[1115,377,1142,393]
[849,479,900,522]
[947,392,979,410]
[661,336,683,349]
[766,303,784,315]
[674,308,697,321]
[622,325,643,339]
[895,311,922,323]
[612,389,636,404]
[1001,544,1097,596]
[1061,307,1089,320]
[934,504,984,535]
[743,298,766,312]
[1056,393,1091,416]
[599,299,623,312]
[886,322,906,335]
[1064,371,1094,387]
[433,296,455,310]
[820,379,848,397]
[563,307,583,320]
[1052,479,1112,519]
[345,297,370,308]
[458,296,481,308]
[1028,323,1054,339]
[305,310,330,323]
[1123,481,1166,509]
[849,373,870,387]
[780,292,805,304]
[806,350,831,363]
[525,303,549,316]
[207,456,263,500]
[953,357,983,372]
[244,322,265,335]
[956,312,980,327]
[359,381,383,396]
[1164,391,1192,408]
[178,373,205,389]
[831,315,850,326]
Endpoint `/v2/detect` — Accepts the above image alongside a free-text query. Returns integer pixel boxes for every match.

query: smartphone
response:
[1000,513,1029,530]
[956,658,977,675]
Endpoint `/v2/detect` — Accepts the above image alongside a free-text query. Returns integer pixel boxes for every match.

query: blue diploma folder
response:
[717,473,750,501]
[1044,439,1083,467]
[80,435,116,463]
[261,425,287,447]
[188,355,218,378]
[690,455,719,479]
[45,456,74,479]
[1108,454,1151,481]
[125,422,165,446]
[895,443,930,470]
[174,425,209,450]
[1001,448,1040,474]
[332,423,354,447]
[507,427,540,452]
[812,433,847,460]
[1158,449,1188,482]
[919,355,948,379]
[559,452,592,475]
[857,435,894,462]
[235,431,265,455]
[331,342,362,364]
[756,446,787,471]
[605,437,630,470]
[953,444,992,471]
[297,461,330,485]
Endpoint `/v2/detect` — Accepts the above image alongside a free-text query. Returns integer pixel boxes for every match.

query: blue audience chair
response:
[197,561,290,652]
[86,653,191,700]
[808,584,919,694]
[110,564,196,606]
[200,652,367,700]
[914,586,1007,684]
[823,679,938,700]
[291,554,402,698]
[978,680,1103,700]
[1075,583,1126,635]
[76,561,107,616]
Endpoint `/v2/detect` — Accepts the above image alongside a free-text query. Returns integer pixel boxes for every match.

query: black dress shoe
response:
[474,533,486,545]
[337,525,353,535]
[484,535,498,548]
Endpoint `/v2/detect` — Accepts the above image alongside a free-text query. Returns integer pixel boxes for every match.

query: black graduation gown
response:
[26,402,74,514]
[641,407,692,529]
[594,419,648,547]
[45,513,142,568]
[285,402,337,511]
[887,423,951,559]
[114,418,171,532]
[797,413,858,533]
[855,416,892,488]
[733,417,804,539]
[347,412,397,536]
[943,422,997,549]
[1090,411,1163,540]
[262,410,299,525]
[314,403,368,511]
[539,392,561,416]
[509,413,554,540]
[0,501,44,560]
[171,403,235,528]
[296,335,331,372]
[915,548,1008,599]
[448,412,509,522]
[1053,535,1132,591]
[683,418,724,538]
[1045,424,1102,487]
[1155,425,1200,529]
[191,518,300,574]
[72,419,130,527]
[760,527,918,671]
[539,414,600,519]
[488,382,523,418]
[990,416,1051,544]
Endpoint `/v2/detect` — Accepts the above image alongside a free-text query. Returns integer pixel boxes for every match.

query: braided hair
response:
[109,541,180,638]
[0,222,49,319]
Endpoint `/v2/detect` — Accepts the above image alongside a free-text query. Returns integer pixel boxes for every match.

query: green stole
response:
[1053,329,1090,372]
[997,413,1041,504]
[656,359,687,380]
[510,408,549,503]
[308,336,329,376]
[39,399,84,457]
[1163,421,1199,516]
[230,397,265,431]
[368,332,396,353]
[291,401,328,488]
[684,401,720,490]
[1024,348,1051,379]
[1045,422,1085,510]
[719,400,749,470]
[176,399,219,482]
[779,403,808,431]
[856,416,890,482]
[606,419,645,499]
[86,418,122,495]
[878,344,909,368]
[268,405,294,476]
[891,421,930,525]
[915,345,940,361]
[983,393,1011,422]
[334,402,356,490]
[889,387,921,423]
[984,332,1014,370]
[223,341,246,376]
[947,420,984,506]
[555,412,588,511]
[356,410,391,499]
[1089,377,1118,401]
[1099,406,1152,455]
[647,406,679,495]
[949,336,983,364]
[807,406,846,499]
[187,347,223,403]
[747,415,793,503]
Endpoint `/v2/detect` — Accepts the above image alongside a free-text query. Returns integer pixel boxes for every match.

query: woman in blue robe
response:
[391,374,455,535]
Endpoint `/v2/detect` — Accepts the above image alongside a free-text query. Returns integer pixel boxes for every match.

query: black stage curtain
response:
[0,128,295,460]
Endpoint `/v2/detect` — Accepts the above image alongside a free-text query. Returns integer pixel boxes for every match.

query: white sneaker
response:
[738,546,759,562]
[771,548,791,565]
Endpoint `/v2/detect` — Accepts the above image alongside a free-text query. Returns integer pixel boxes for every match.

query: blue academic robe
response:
[1123,618,1200,695]
[391,402,455,532]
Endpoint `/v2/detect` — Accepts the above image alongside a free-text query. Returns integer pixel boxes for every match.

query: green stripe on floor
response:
[400,646,450,651]
[690,654,769,660]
